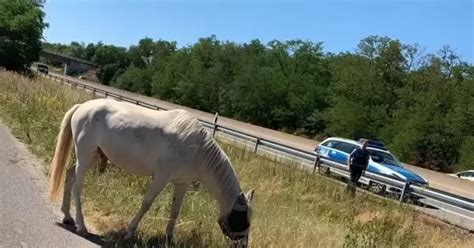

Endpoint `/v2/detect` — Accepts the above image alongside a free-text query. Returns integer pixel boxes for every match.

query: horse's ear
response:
[246,189,255,203]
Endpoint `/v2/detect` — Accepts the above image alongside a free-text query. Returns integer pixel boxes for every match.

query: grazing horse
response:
[48,99,255,245]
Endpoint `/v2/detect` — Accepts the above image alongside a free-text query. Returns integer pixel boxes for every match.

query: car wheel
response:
[368,181,386,195]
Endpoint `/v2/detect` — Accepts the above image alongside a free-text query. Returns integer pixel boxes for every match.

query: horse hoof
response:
[76,228,88,237]
[166,234,174,244]
[62,217,75,226]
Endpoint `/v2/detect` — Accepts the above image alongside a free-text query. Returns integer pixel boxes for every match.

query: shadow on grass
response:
[101,229,212,248]
[55,222,212,248]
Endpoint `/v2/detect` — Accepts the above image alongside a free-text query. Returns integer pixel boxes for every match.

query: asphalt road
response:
[0,122,99,248]
[48,72,474,200]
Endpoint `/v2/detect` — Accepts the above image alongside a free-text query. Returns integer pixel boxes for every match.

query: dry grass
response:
[1,70,473,247]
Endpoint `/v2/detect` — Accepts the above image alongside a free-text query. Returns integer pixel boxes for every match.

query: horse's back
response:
[70,99,206,177]
[72,99,201,134]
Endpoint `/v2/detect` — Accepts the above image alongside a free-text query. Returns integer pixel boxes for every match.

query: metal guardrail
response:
[40,72,474,213]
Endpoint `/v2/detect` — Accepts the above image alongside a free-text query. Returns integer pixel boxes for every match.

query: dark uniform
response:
[347,147,370,195]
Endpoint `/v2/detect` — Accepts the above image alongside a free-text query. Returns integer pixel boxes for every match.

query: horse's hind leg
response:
[61,167,76,226]
[72,146,95,236]
[125,173,169,240]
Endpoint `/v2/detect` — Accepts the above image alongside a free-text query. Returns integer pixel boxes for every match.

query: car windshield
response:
[458,171,474,177]
[368,149,401,166]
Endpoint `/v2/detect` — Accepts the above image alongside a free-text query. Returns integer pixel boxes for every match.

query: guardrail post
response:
[313,155,320,173]
[92,88,96,95]
[254,138,260,153]
[212,112,219,137]
[399,181,411,204]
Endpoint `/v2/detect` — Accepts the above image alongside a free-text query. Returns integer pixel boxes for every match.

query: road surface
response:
[0,122,99,248]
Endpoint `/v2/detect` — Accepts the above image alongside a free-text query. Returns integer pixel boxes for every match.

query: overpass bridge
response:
[40,50,96,76]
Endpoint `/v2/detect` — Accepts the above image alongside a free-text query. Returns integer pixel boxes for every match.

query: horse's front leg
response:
[166,183,189,242]
[125,174,169,240]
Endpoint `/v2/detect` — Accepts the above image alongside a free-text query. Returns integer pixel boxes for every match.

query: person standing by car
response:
[347,140,370,196]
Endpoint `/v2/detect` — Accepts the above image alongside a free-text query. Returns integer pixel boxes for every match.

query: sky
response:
[43,0,473,63]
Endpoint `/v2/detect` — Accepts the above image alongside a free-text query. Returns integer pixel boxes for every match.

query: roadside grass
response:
[1,71,473,247]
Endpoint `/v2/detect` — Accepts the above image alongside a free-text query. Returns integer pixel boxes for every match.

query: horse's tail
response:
[48,104,81,202]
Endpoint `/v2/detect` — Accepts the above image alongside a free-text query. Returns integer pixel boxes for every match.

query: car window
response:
[459,172,474,177]
[368,149,401,166]
[334,142,357,154]
[321,140,338,148]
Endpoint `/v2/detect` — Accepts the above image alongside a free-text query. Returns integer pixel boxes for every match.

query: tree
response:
[324,53,381,139]
[84,43,97,61]
[0,0,48,71]
[458,137,474,171]
[113,66,153,95]
[383,52,473,172]
[325,37,408,140]
[92,44,129,84]
[151,48,191,101]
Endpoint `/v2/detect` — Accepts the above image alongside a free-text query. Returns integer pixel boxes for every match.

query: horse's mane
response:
[198,134,241,209]
[170,110,241,213]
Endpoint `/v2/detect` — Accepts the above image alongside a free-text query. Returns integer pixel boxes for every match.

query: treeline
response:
[0,0,47,72]
[42,36,473,172]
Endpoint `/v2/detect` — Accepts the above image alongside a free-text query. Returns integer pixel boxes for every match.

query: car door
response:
[333,141,357,165]
[316,140,339,162]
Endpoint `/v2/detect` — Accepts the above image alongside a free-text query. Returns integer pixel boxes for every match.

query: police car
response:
[314,137,429,194]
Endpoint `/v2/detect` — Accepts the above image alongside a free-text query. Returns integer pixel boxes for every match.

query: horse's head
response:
[218,189,255,247]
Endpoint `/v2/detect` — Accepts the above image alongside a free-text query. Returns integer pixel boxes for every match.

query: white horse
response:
[48,98,255,245]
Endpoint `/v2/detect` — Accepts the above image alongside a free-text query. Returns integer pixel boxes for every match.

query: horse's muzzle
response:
[219,218,250,247]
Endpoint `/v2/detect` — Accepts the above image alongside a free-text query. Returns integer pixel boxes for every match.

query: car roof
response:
[321,137,392,153]
[322,137,360,146]
[359,138,387,150]
[367,147,392,154]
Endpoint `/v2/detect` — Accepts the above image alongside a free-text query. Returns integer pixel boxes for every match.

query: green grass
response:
[1,71,473,247]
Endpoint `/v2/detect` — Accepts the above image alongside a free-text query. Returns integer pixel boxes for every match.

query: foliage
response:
[112,66,153,95]
[0,0,48,71]
[382,51,473,171]
[457,136,474,171]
